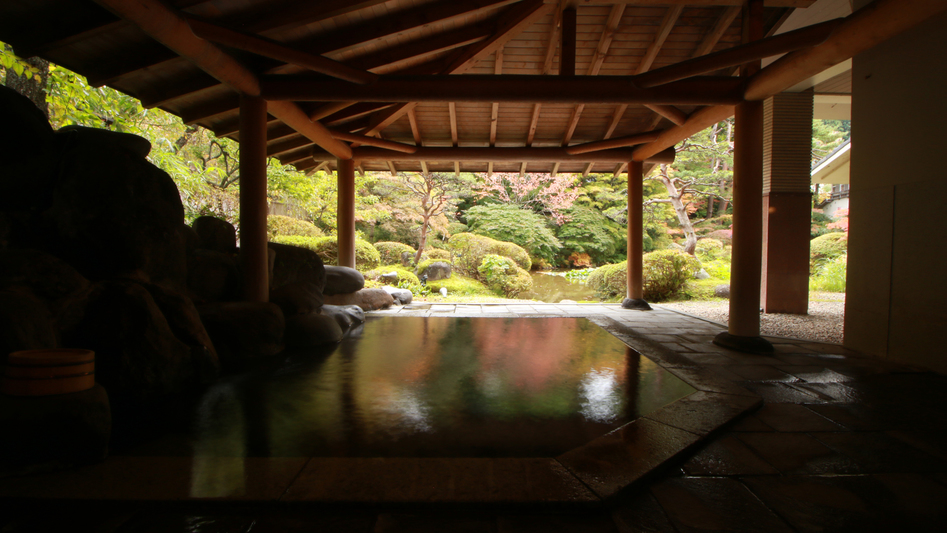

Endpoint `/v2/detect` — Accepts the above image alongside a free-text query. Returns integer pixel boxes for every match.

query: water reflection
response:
[189,317,694,461]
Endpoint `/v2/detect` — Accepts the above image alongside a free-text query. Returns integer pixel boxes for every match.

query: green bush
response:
[810,232,848,272]
[702,259,731,281]
[810,254,847,292]
[643,249,700,302]
[587,261,627,299]
[267,215,323,239]
[465,204,561,264]
[420,248,451,263]
[695,238,726,261]
[374,241,415,265]
[446,222,469,236]
[556,206,625,266]
[447,233,531,276]
[365,265,423,294]
[477,254,533,297]
[426,274,492,297]
[272,235,381,270]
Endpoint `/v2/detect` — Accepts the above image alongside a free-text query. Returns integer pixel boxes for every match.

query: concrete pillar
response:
[238,95,269,302]
[337,158,356,268]
[762,92,814,314]
[623,161,651,310]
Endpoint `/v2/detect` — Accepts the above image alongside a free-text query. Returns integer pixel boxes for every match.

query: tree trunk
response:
[658,165,697,256]
[413,214,430,267]
[3,50,49,118]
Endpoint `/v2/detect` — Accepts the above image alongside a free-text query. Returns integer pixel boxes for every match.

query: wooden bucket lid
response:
[7,349,95,367]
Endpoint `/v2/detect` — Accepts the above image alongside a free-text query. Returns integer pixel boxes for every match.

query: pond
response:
[187,316,694,459]
[518,271,599,303]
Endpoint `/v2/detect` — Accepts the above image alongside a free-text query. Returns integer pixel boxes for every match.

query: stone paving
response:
[2,303,947,532]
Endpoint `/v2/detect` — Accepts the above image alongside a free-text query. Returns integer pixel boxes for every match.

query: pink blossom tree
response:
[472,172,579,224]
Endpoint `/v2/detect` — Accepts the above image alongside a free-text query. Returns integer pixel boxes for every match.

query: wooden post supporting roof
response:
[239,95,269,303]
[623,160,651,311]
[337,158,356,268]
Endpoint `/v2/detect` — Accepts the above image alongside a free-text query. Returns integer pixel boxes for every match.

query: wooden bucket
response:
[1,349,96,396]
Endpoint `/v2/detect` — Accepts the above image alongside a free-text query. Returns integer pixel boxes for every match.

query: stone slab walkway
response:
[2,303,946,532]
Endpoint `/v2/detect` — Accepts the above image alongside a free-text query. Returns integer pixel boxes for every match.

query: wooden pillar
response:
[239,94,269,302]
[623,161,651,310]
[762,92,814,314]
[337,157,356,268]
[714,0,772,353]
[561,7,576,76]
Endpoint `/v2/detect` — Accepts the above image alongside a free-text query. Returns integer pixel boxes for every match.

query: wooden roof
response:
[0,0,817,175]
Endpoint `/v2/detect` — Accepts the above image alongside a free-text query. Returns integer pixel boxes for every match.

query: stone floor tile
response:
[736,432,861,475]
[738,382,825,404]
[645,391,760,437]
[374,513,493,533]
[610,489,678,533]
[557,419,703,499]
[640,334,686,343]
[726,414,775,432]
[752,404,846,432]
[680,435,779,476]
[663,367,757,397]
[870,473,947,530]
[804,402,892,431]
[650,477,792,532]
[791,382,866,403]
[741,475,888,531]
[770,343,819,354]
[727,365,800,382]
[886,429,947,462]
[497,513,619,533]
[0,502,138,533]
[775,365,853,383]
[680,352,738,365]
[247,510,375,533]
[119,511,254,533]
[810,431,947,474]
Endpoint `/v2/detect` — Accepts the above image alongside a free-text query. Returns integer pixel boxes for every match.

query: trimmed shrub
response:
[477,254,533,297]
[587,261,627,299]
[267,215,323,239]
[374,241,415,265]
[420,248,451,263]
[587,249,699,302]
[809,253,847,292]
[447,222,469,236]
[447,233,531,276]
[695,238,726,261]
[810,232,848,272]
[366,265,423,294]
[465,204,561,264]
[271,235,381,270]
[426,275,491,297]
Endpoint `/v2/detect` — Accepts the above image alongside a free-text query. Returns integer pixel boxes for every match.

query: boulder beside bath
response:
[324,288,395,311]
[323,265,365,295]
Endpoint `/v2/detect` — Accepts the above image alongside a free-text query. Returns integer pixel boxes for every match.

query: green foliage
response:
[373,241,415,265]
[465,204,560,264]
[426,275,492,297]
[810,254,847,292]
[681,278,726,300]
[477,254,533,297]
[267,215,323,240]
[643,250,700,302]
[555,206,625,266]
[447,222,469,236]
[810,232,848,272]
[448,233,531,276]
[564,269,593,283]
[421,248,451,262]
[810,209,843,238]
[365,265,425,295]
[702,259,731,281]
[271,235,381,271]
[586,261,627,300]
[695,238,726,261]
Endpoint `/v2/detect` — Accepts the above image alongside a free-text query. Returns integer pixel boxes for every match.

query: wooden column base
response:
[713,331,774,354]
[621,298,652,311]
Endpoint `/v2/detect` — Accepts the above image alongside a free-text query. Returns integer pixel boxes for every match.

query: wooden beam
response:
[632,105,734,162]
[261,75,745,105]
[519,161,528,177]
[693,6,741,58]
[267,136,310,157]
[329,132,418,154]
[239,95,269,303]
[310,102,357,122]
[565,1,813,6]
[186,19,378,85]
[490,48,504,147]
[387,161,398,175]
[407,107,429,176]
[358,0,553,137]
[325,103,396,127]
[565,132,661,155]
[541,9,562,75]
[636,18,843,88]
[745,0,947,101]
[643,104,687,126]
[635,5,683,75]
[93,0,351,160]
[448,103,459,146]
[560,7,577,76]
[526,104,542,146]
[551,162,561,177]
[315,146,676,164]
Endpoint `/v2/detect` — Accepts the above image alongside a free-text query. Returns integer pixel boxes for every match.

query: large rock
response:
[284,311,343,347]
[141,282,219,381]
[0,290,58,357]
[0,384,110,477]
[320,304,365,333]
[187,249,240,304]
[61,281,214,408]
[198,302,285,371]
[420,261,451,281]
[270,280,324,316]
[324,288,395,311]
[268,242,326,293]
[382,285,413,305]
[38,127,188,290]
[714,284,731,299]
[191,216,237,254]
[323,265,364,295]
[0,249,90,317]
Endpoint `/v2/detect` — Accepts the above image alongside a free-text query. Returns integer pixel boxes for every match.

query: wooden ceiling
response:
[0,0,817,175]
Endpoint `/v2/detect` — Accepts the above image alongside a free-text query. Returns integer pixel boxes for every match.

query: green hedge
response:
[587,250,700,302]
[477,254,532,297]
[267,215,323,240]
[447,233,531,276]
[373,241,415,265]
[426,274,491,297]
[271,235,381,270]
[810,232,847,273]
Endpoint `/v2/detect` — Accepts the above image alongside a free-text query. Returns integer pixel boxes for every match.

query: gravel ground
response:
[656,292,845,344]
